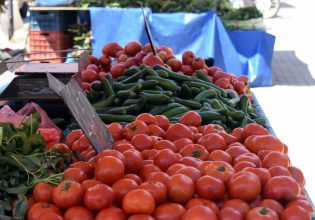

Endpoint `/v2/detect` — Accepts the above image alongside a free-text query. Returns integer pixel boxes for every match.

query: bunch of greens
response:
[0,114,70,219]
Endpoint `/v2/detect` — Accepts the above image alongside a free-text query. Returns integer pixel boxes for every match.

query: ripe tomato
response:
[38,212,63,220]
[28,202,61,220]
[219,207,243,220]
[178,156,202,168]
[196,175,225,200]
[243,123,269,139]
[264,176,300,202]
[148,125,166,137]
[233,161,257,172]
[95,150,126,164]
[228,171,261,202]
[154,149,178,171]
[63,167,88,183]
[112,178,138,205]
[175,166,201,183]
[141,149,158,160]
[153,140,176,152]
[269,166,291,177]
[123,120,149,140]
[252,135,284,153]
[72,135,90,153]
[108,122,123,141]
[63,206,94,220]
[52,181,84,209]
[95,207,126,220]
[51,143,71,154]
[114,142,135,153]
[69,161,94,179]
[197,161,213,173]
[124,174,142,185]
[154,115,171,131]
[139,164,162,181]
[179,111,202,127]
[167,163,187,176]
[139,181,167,205]
[136,113,157,125]
[81,179,102,191]
[173,138,193,153]
[203,161,235,185]
[219,132,238,146]
[225,145,250,160]
[208,150,232,164]
[167,174,195,203]
[223,199,250,216]
[233,153,261,167]
[286,199,314,215]
[242,167,271,188]
[65,129,83,147]
[288,166,305,188]
[33,182,54,203]
[262,151,290,168]
[146,171,170,186]
[197,133,226,153]
[258,199,283,216]
[94,156,125,185]
[123,189,155,215]
[182,205,217,220]
[131,134,154,152]
[203,123,225,134]
[231,127,245,142]
[280,205,311,220]
[165,123,194,142]
[246,207,278,220]
[185,198,219,216]
[179,144,209,161]
[84,184,114,211]
[121,149,143,174]
[153,203,185,220]
[128,214,154,220]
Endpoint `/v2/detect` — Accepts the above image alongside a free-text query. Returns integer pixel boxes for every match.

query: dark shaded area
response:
[272,51,315,86]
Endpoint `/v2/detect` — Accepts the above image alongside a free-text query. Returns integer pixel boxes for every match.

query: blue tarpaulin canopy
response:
[89,7,275,87]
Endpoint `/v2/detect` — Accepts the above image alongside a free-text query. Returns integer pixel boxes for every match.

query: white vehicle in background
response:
[231,0,281,18]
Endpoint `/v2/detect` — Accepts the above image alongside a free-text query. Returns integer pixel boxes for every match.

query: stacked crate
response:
[29,10,76,63]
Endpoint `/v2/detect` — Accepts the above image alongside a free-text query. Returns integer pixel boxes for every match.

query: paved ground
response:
[252,0,315,200]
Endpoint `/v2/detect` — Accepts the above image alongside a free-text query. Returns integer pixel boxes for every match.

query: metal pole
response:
[8,0,14,39]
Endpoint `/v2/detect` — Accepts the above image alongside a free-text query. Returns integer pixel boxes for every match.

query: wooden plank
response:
[15,63,78,74]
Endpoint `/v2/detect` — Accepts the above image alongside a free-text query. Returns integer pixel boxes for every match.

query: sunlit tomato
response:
[223,199,250,216]
[146,172,170,186]
[154,149,178,171]
[33,182,54,203]
[69,161,94,179]
[219,207,243,220]
[95,149,126,164]
[179,144,209,161]
[288,166,305,188]
[165,123,194,142]
[131,134,154,152]
[114,142,136,152]
[264,176,300,202]
[108,122,123,141]
[280,205,310,220]
[243,123,269,139]
[197,161,213,174]
[94,156,125,185]
[173,138,194,153]
[269,166,291,177]
[139,181,167,205]
[208,150,232,164]
[231,127,245,142]
[167,174,195,203]
[234,161,257,172]
[141,149,158,160]
[139,164,162,181]
[233,152,261,167]
[52,181,84,209]
[219,132,238,146]
[185,198,219,215]
[179,111,202,127]
[175,166,201,183]
[251,135,284,153]
[203,161,235,185]
[136,113,157,125]
[225,145,250,160]
[84,184,114,211]
[148,125,166,137]
[182,205,217,220]
[28,202,61,220]
[203,124,225,134]
[262,151,290,168]
[153,203,186,220]
[95,207,126,220]
[196,175,225,200]
[153,140,176,152]
[258,199,284,216]
[38,213,63,220]
[63,167,88,183]
[154,115,171,131]
[178,156,202,168]
[242,167,271,188]
[63,206,94,220]
[112,178,139,205]
[198,133,226,153]
[286,199,314,215]
[246,207,278,220]
[65,129,83,147]
[81,179,102,191]
[123,189,155,215]
[123,120,149,140]
[228,171,261,202]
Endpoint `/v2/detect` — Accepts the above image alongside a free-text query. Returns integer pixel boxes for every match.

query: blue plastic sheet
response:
[89,8,275,87]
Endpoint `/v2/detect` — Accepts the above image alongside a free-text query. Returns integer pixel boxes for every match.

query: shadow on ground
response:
[272,51,315,86]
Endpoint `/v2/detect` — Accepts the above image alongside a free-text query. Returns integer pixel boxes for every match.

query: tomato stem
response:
[216,166,226,172]
[259,207,269,215]
[192,150,201,158]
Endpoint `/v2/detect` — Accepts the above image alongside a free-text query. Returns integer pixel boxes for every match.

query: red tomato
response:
[146,171,170,186]
[269,166,291,177]
[124,174,142,185]
[141,149,158,160]
[51,143,71,154]
[286,199,314,215]
[228,171,261,202]
[179,144,209,161]
[258,199,284,216]
[175,166,201,183]
[94,156,125,185]
[178,156,202,168]
[225,145,250,160]
[33,182,54,203]
[173,138,194,153]
[95,207,126,220]
[84,184,114,211]
[246,207,278,220]
[123,149,144,174]
[198,133,226,153]
[243,167,272,188]
[38,213,63,220]
[262,151,290,168]
[148,124,166,137]
[263,176,300,202]
[153,203,185,220]
[154,149,178,171]
[131,134,154,152]
[179,111,202,127]
[28,202,61,220]
[182,205,217,220]
[123,120,149,140]
[233,153,261,167]
[139,181,167,205]
[128,214,154,220]
[123,189,155,215]
[136,113,157,125]
[72,135,90,153]
[82,69,99,83]
[208,150,233,164]
[69,161,94,179]
[167,163,187,176]
[108,122,124,141]
[153,140,176,152]
[202,123,225,134]
[288,166,306,188]
[63,206,94,220]
[81,179,102,191]
[223,199,250,217]
[165,123,194,142]
[196,175,225,200]
[234,161,257,172]
[139,164,162,181]
[203,161,235,185]
[63,168,88,183]
[185,198,219,216]
[280,205,311,220]
[154,115,171,131]
[167,174,195,203]
[52,181,84,209]
[219,207,243,220]
[95,150,126,164]
[112,179,139,205]
[65,129,83,147]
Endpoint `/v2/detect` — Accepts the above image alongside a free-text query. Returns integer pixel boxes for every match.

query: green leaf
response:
[5,184,28,194]
[12,194,28,220]
[19,156,40,171]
